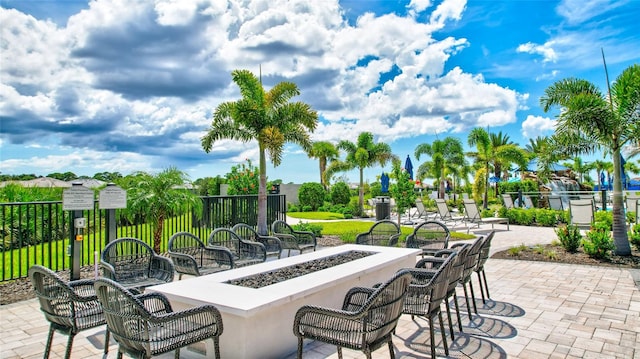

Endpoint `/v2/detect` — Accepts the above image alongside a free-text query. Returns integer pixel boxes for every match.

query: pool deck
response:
[2,224,639,358]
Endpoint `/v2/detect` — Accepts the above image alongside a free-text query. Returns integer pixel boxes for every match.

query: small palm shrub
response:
[582,226,615,259]
[555,224,581,253]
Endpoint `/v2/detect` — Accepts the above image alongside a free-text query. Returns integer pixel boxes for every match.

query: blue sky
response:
[1,0,639,185]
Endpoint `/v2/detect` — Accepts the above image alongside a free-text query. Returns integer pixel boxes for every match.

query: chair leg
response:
[439,312,449,356]
[468,281,478,314]
[388,340,396,359]
[482,269,491,299]
[297,338,303,359]
[445,298,455,340]
[428,317,436,359]
[337,346,343,359]
[453,293,463,332]
[174,348,180,359]
[462,283,473,319]
[213,337,221,359]
[476,271,486,304]
[103,329,110,356]
[64,333,75,359]
[44,325,55,359]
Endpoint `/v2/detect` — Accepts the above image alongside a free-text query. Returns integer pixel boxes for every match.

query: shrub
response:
[298,182,326,211]
[292,221,323,237]
[535,209,558,227]
[302,205,313,212]
[507,208,535,225]
[288,203,300,212]
[555,225,581,253]
[582,228,615,259]
[627,211,636,224]
[330,182,351,205]
[594,211,613,230]
[544,249,558,260]
[629,224,640,251]
[225,159,259,195]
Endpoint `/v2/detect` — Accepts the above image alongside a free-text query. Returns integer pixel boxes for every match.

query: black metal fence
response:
[0,195,286,281]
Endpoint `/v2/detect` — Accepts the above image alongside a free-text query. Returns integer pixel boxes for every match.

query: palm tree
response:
[467,128,528,208]
[307,141,339,190]
[414,137,465,199]
[327,132,395,214]
[541,64,640,255]
[562,157,590,183]
[125,167,202,253]
[589,159,611,190]
[523,136,564,183]
[202,69,318,235]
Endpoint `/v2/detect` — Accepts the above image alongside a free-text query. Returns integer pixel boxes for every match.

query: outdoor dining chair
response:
[94,278,224,359]
[355,219,401,246]
[474,231,495,304]
[232,223,283,259]
[406,220,450,257]
[29,265,109,359]
[451,236,484,318]
[293,270,412,359]
[168,232,234,279]
[271,220,317,256]
[569,199,595,230]
[207,228,267,267]
[403,252,457,358]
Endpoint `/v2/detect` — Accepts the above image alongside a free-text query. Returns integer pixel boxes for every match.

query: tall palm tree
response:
[202,69,318,235]
[125,167,202,253]
[541,64,640,255]
[327,132,396,214]
[562,157,590,183]
[523,136,564,183]
[307,141,339,190]
[467,128,528,208]
[414,137,465,199]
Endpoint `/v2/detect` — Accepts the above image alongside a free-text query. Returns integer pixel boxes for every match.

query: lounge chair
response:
[569,199,595,230]
[523,195,535,209]
[501,194,515,209]
[548,195,564,211]
[462,199,509,233]
[434,198,465,226]
[413,198,430,219]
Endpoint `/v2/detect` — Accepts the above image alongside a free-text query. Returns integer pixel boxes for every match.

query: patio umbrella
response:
[380,173,389,193]
[600,171,605,189]
[404,155,413,180]
[489,176,501,184]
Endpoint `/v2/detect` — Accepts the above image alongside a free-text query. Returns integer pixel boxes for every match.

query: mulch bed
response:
[491,244,640,268]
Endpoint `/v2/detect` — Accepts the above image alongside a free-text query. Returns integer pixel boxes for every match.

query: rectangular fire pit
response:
[149,244,421,359]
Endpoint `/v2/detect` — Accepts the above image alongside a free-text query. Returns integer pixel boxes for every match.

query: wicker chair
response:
[100,237,174,293]
[403,252,457,359]
[232,223,283,259]
[453,236,485,318]
[94,278,224,359]
[293,270,412,359]
[207,228,267,267]
[28,265,109,359]
[406,220,450,257]
[474,231,495,304]
[271,220,317,256]
[354,220,400,246]
[168,232,234,279]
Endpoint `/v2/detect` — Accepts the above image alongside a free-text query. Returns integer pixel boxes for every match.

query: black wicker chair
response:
[403,252,457,359]
[406,220,450,257]
[271,220,317,256]
[100,237,174,293]
[232,223,283,259]
[293,270,412,359]
[28,265,109,359]
[474,231,495,304]
[207,228,267,267]
[452,236,485,318]
[355,220,401,246]
[94,278,223,359]
[168,232,234,279]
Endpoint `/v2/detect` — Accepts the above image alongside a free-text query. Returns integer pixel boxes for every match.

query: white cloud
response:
[556,0,618,25]
[517,42,558,63]
[521,115,556,139]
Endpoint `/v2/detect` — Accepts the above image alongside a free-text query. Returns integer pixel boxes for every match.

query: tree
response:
[308,141,339,189]
[125,167,202,253]
[562,157,590,183]
[202,69,318,235]
[326,132,395,215]
[414,136,465,199]
[540,64,640,255]
[389,158,416,227]
[93,171,123,183]
[589,159,611,190]
[467,128,528,208]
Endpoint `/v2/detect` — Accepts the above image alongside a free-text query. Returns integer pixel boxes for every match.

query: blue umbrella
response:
[380,173,389,193]
[600,171,605,189]
[404,155,413,180]
[489,176,501,183]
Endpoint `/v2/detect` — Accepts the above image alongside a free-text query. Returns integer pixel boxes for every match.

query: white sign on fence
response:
[99,185,127,209]
[63,185,95,211]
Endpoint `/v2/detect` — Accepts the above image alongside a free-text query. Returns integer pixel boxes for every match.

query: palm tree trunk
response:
[483,163,489,209]
[258,146,268,235]
[612,149,631,255]
[359,167,364,215]
[153,215,164,253]
[320,157,327,190]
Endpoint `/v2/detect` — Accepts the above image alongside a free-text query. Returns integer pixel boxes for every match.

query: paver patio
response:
[1,225,639,358]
